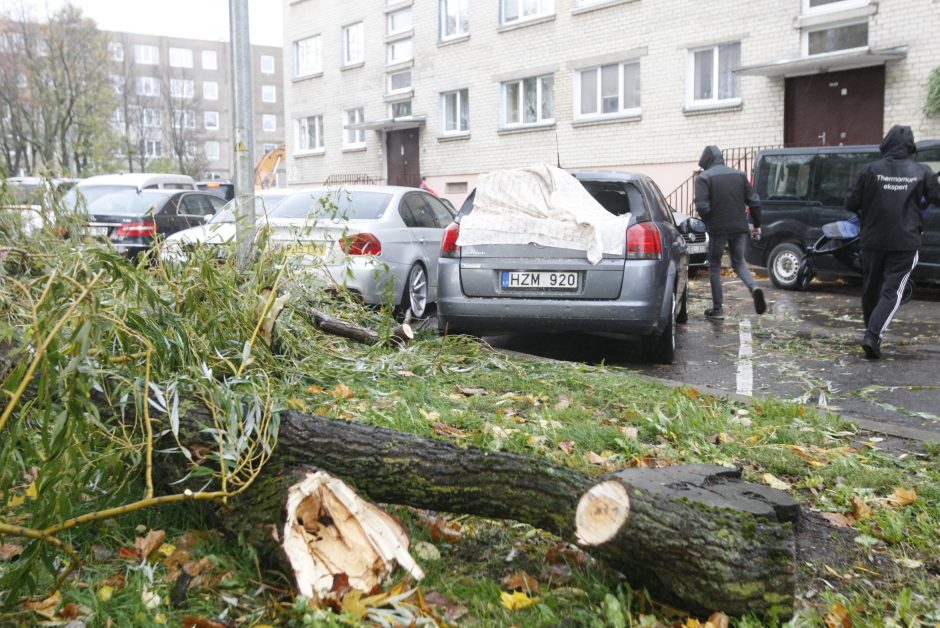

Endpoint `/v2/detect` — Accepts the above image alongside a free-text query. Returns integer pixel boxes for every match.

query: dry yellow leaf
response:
[397,370,416,377]
[98,585,114,603]
[418,408,441,422]
[762,473,791,491]
[558,440,575,455]
[825,602,851,627]
[25,592,62,620]
[819,512,855,528]
[500,590,539,611]
[157,543,176,557]
[305,384,324,395]
[851,496,872,520]
[332,384,354,399]
[887,487,917,507]
[25,482,37,499]
[286,398,307,411]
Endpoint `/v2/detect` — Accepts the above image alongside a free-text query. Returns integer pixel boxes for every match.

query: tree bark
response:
[300,306,414,347]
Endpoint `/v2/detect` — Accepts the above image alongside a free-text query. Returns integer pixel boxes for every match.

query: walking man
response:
[694,145,766,319]
[845,125,940,359]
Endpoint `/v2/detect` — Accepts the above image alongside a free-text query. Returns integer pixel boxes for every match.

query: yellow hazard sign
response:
[234,141,248,152]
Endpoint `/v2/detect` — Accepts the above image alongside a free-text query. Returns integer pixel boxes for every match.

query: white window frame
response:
[575,60,641,120]
[388,69,412,94]
[260,54,276,74]
[202,50,218,70]
[500,74,554,129]
[261,85,277,103]
[204,140,220,161]
[440,89,469,135]
[296,115,325,153]
[262,114,277,133]
[802,19,869,56]
[136,76,160,97]
[801,0,870,14]
[386,39,413,65]
[342,21,364,66]
[388,8,412,36]
[203,80,219,100]
[110,74,124,95]
[108,41,123,62]
[170,78,195,99]
[390,100,413,119]
[140,138,162,158]
[174,109,196,129]
[204,111,220,130]
[134,44,159,65]
[142,108,162,128]
[294,35,323,78]
[168,47,193,68]
[500,0,553,25]
[439,0,469,40]
[342,108,366,149]
[686,42,741,108]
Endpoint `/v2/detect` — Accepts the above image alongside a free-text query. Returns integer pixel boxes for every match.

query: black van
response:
[746,141,940,289]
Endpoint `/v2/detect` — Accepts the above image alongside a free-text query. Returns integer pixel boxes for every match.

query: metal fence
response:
[665,145,783,214]
[323,173,381,186]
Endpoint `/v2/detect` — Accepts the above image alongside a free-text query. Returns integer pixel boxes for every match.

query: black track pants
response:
[860,248,918,339]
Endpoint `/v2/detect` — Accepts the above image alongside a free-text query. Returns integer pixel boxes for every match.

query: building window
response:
[108,41,123,61]
[343,108,365,148]
[294,35,322,78]
[174,109,196,129]
[262,114,277,132]
[500,74,554,127]
[387,39,412,64]
[388,8,412,35]
[576,61,640,118]
[803,0,870,12]
[203,80,219,100]
[134,44,159,65]
[440,0,469,39]
[391,101,412,118]
[170,79,195,99]
[573,0,610,6]
[500,0,553,25]
[142,108,162,128]
[342,22,364,66]
[169,47,193,68]
[262,85,277,103]
[204,141,220,161]
[297,115,324,152]
[110,74,124,95]
[139,139,162,157]
[806,22,868,55]
[260,54,275,74]
[111,108,124,126]
[441,89,469,134]
[204,111,220,130]
[202,50,218,70]
[135,76,160,97]
[689,42,740,105]
[388,70,411,93]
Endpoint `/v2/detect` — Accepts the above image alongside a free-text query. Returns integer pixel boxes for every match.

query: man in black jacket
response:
[845,125,940,359]
[694,145,766,319]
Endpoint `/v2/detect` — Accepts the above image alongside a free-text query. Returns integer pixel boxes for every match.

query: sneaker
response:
[861,334,881,360]
[752,288,767,315]
[704,307,725,320]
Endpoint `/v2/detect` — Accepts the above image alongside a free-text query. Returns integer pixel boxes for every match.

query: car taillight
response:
[340,233,382,256]
[115,220,157,238]
[440,222,460,258]
[626,222,662,259]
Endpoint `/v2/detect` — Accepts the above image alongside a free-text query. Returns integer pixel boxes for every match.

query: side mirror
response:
[679,217,706,235]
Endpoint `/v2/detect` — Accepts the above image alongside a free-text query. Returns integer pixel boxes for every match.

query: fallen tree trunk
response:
[159,407,797,618]
[300,306,414,346]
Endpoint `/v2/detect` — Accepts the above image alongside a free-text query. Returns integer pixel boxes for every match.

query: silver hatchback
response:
[437,170,692,363]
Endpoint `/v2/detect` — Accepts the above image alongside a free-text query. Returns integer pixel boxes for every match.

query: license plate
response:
[501,271,579,290]
[86,226,108,237]
[687,243,707,254]
[283,242,328,257]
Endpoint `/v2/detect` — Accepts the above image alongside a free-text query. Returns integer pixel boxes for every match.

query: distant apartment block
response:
[106,31,284,181]
[283,0,940,207]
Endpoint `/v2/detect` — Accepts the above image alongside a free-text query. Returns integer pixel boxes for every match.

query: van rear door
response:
[916,144,940,277]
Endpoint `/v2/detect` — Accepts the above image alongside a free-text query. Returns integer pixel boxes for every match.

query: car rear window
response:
[270,190,393,221]
[87,190,172,215]
[578,180,647,220]
[758,155,813,201]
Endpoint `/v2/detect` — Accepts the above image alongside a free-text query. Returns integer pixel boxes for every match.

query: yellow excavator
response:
[254,144,285,190]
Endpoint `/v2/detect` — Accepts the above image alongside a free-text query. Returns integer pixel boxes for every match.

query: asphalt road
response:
[479,273,940,443]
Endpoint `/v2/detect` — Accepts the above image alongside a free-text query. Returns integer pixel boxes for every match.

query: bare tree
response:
[160,65,208,177]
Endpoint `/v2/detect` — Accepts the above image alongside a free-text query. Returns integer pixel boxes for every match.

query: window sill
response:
[682,99,742,115]
[292,72,323,83]
[497,122,556,136]
[385,29,413,43]
[438,33,470,48]
[385,59,414,72]
[342,145,367,153]
[384,0,413,12]
[294,149,325,158]
[438,132,470,142]
[571,0,638,16]
[497,14,555,33]
[795,1,874,28]
[572,112,641,127]
[341,61,365,72]
[384,90,414,102]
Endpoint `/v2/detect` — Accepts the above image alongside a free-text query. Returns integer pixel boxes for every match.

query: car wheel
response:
[647,294,676,364]
[676,286,688,324]
[768,242,804,290]
[401,263,429,319]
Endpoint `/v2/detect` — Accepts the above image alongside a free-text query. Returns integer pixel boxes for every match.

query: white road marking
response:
[737,319,753,397]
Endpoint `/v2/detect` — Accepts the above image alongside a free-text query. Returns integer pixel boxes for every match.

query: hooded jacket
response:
[845,125,940,251]
[693,145,762,236]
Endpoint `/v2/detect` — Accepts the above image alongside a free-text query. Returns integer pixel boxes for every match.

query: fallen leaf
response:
[59,603,84,620]
[418,408,441,422]
[182,617,228,628]
[500,590,539,611]
[286,398,307,411]
[423,591,469,623]
[558,440,575,455]
[136,529,167,560]
[305,384,324,395]
[824,602,851,628]
[620,426,638,440]
[98,586,114,603]
[456,384,485,396]
[397,370,417,377]
[502,571,540,594]
[429,516,462,543]
[331,384,354,399]
[586,451,608,465]
[142,587,161,609]
[413,541,441,561]
[103,574,126,589]
[432,422,467,438]
[820,512,855,528]
[896,557,923,569]
[26,592,62,620]
[0,544,25,560]
[118,546,139,560]
[762,473,791,491]
[706,611,730,628]
[554,396,572,410]
[886,487,917,507]
[851,496,872,521]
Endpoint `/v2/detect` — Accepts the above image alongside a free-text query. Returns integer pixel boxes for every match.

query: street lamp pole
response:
[228,0,255,267]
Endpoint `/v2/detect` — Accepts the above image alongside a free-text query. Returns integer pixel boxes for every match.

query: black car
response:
[197,179,236,202]
[746,141,940,289]
[85,189,227,257]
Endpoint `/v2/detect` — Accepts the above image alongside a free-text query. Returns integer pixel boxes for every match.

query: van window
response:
[917,147,940,174]
[759,155,813,201]
[814,152,873,206]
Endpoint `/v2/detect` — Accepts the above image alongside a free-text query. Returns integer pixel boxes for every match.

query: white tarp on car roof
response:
[456,163,631,264]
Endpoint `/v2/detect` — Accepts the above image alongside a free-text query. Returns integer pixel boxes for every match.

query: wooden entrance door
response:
[386,129,420,187]
[784,66,885,147]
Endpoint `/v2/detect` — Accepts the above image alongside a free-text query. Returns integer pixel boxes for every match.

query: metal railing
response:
[665,145,782,214]
[324,173,380,186]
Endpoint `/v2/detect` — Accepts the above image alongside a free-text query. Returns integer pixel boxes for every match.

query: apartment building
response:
[283,0,940,207]
[107,31,284,181]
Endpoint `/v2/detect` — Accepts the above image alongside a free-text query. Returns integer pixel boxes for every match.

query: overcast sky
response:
[0,0,283,46]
